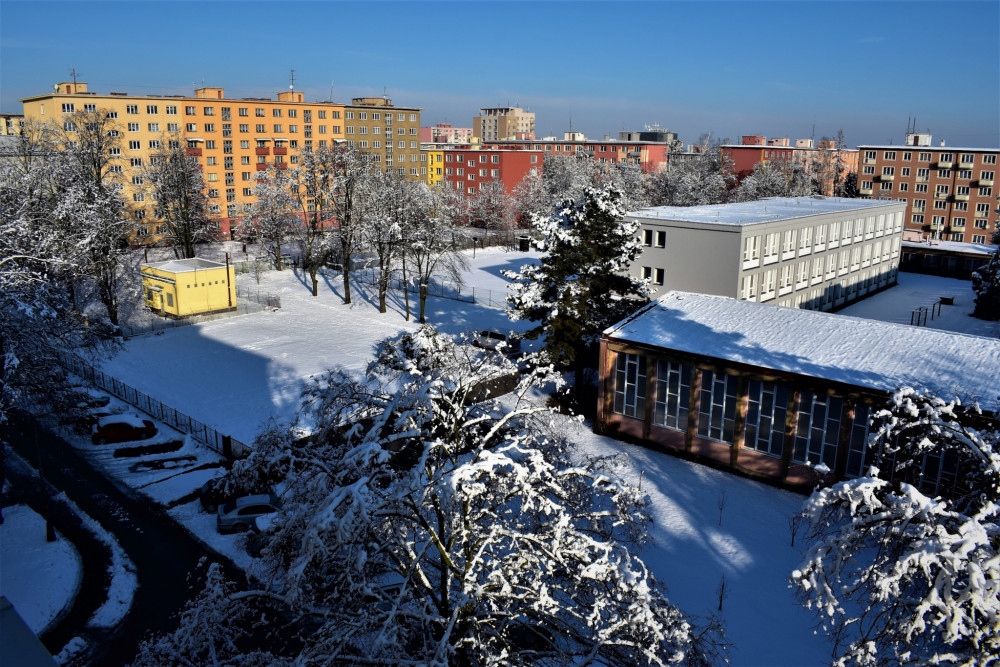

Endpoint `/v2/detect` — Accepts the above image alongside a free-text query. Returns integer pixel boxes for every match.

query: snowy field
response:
[839,270,1000,337]
[75,246,833,664]
[0,504,81,633]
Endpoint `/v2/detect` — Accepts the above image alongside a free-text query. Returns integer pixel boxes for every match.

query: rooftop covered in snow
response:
[603,291,1000,406]
[625,196,902,227]
[902,239,997,256]
[143,258,228,273]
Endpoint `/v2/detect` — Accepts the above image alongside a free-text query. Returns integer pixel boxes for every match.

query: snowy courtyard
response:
[70,246,838,664]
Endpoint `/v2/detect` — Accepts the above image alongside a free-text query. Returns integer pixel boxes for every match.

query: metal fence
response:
[58,352,250,459]
[347,268,510,309]
[118,287,281,338]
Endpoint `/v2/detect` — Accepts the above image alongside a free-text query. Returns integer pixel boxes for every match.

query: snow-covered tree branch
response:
[792,387,1000,666]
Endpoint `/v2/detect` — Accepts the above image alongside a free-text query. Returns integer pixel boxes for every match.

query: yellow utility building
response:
[141,258,236,317]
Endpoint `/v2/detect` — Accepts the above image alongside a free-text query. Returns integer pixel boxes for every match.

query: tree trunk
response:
[341,238,352,305]
[419,284,428,324]
[402,252,410,321]
[310,267,319,297]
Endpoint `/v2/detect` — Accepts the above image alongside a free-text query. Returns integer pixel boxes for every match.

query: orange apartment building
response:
[721,140,860,197]
[19,82,421,239]
[857,133,998,245]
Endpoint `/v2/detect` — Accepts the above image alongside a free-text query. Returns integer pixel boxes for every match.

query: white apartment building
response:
[628,196,907,311]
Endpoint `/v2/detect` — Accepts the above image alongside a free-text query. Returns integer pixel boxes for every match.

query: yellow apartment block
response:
[425,148,444,188]
[20,82,422,240]
[141,258,236,317]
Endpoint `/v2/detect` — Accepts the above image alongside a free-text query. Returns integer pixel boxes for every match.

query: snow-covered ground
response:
[18,249,984,664]
[0,504,81,634]
[839,271,1000,337]
[67,246,827,663]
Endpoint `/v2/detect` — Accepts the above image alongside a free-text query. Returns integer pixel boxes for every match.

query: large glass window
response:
[653,361,691,431]
[793,392,844,468]
[744,380,788,457]
[613,353,646,418]
[697,370,738,443]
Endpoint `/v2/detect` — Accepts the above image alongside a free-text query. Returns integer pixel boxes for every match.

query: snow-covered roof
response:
[626,196,903,227]
[604,291,1000,405]
[902,240,997,256]
[144,258,228,273]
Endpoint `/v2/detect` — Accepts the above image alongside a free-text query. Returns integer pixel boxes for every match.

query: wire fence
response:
[58,351,250,459]
[118,287,281,338]
[345,268,510,309]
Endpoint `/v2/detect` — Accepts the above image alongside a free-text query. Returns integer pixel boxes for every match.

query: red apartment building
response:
[478,138,671,174]
[857,133,999,245]
[721,141,860,197]
[440,148,543,196]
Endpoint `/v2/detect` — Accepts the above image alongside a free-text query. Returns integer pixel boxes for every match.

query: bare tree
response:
[143,137,211,259]
[237,165,297,271]
[466,179,514,230]
[362,169,408,313]
[404,186,468,323]
[288,148,338,297]
[329,142,378,304]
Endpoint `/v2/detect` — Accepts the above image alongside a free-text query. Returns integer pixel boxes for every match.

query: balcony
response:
[256,163,268,171]
[273,147,288,155]
[185,148,202,157]
[915,175,929,182]
[879,173,895,181]
[959,160,974,169]
[860,187,873,195]
[937,159,953,169]
[255,147,270,156]
[978,178,994,186]
[276,162,288,170]
[954,193,970,202]
[934,190,949,199]
[863,157,877,165]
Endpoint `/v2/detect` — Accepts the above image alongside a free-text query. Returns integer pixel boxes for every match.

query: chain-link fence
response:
[58,352,250,459]
[118,287,281,338]
[347,268,510,310]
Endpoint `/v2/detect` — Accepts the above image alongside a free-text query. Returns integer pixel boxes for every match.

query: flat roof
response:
[603,291,1000,406]
[903,239,996,256]
[857,145,1000,152]
[626,196,904,227]
[143,258,227,273]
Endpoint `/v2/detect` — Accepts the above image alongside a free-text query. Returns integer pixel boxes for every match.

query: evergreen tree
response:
[505,186,648,384]
[971,246,1000,321]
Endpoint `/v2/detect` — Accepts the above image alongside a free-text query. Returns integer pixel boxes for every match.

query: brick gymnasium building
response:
[598,291,1000,492]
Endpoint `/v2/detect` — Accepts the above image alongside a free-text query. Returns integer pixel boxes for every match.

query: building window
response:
[127,104,139,114]
[653,361,691,432]
[793,392,844,468]
[742,235,760,265]
[744,379,788,458]
[973,234,987,243]
[613,353,646,418]
[697,370,738,444]
[146,105,158,114]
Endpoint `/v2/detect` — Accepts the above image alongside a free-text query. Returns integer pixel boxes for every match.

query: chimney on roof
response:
[940,140,945,146]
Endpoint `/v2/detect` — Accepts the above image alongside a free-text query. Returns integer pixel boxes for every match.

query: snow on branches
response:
[150,328,724,666]
[505,185,649,375]
[792,387,1000,666]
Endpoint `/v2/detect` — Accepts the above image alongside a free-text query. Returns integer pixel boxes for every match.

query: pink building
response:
[420,123,473,144]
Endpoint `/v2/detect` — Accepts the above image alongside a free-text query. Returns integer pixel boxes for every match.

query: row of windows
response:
[742,213,903,267]
[865,150,997,165]
[612,354,962,493]
[740,246,898,302]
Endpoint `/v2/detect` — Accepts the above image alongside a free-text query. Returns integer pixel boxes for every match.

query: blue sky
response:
[2,1,997,147]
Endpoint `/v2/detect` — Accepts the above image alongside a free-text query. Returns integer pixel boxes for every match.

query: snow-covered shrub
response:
[140,327,726,665]
[792,387,1000,666]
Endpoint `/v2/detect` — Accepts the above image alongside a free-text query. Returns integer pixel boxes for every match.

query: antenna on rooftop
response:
[328,80,334,102]
[69,67,78,87]
[289,69,295,90]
